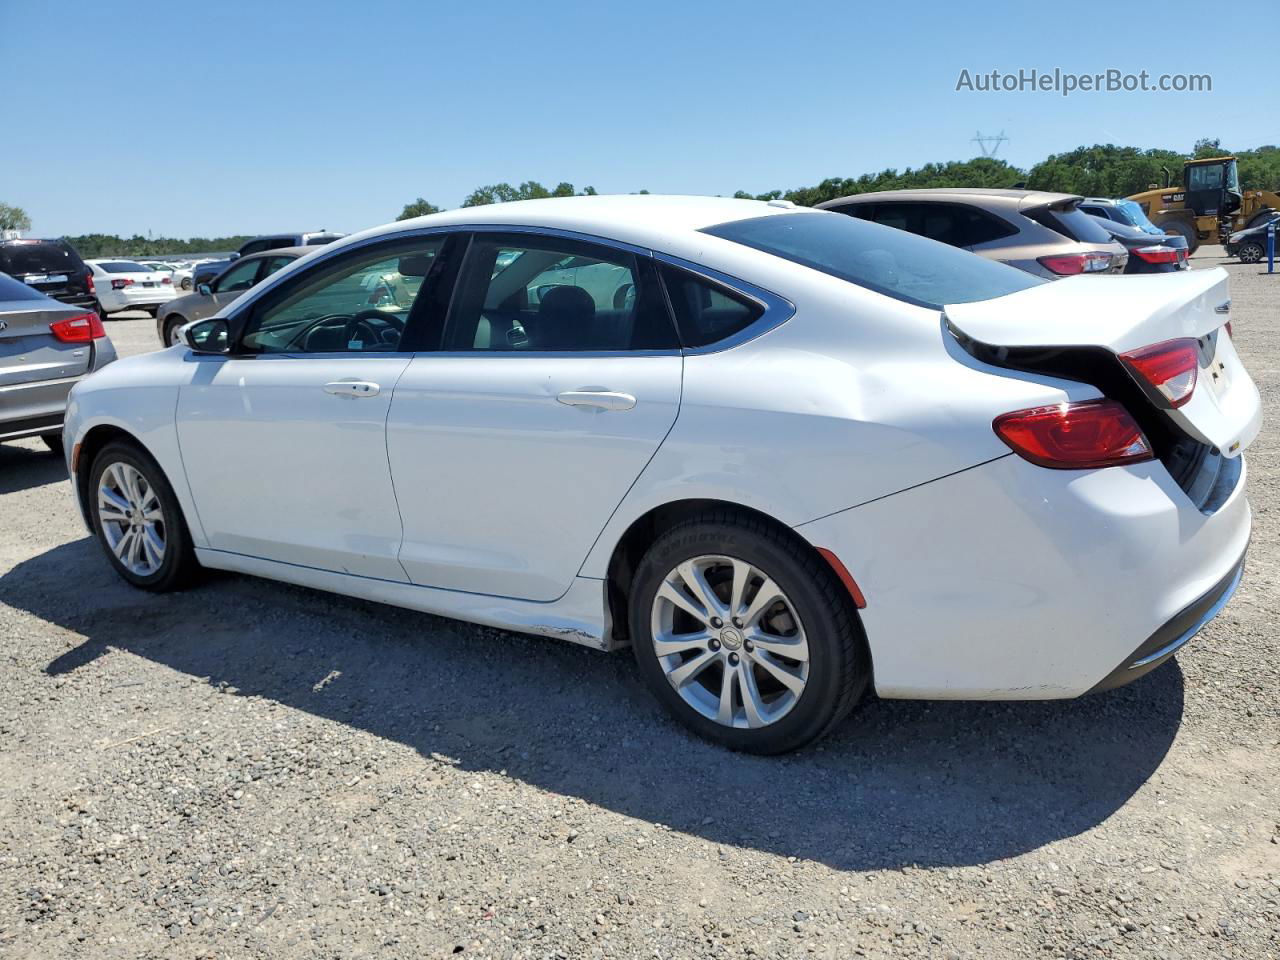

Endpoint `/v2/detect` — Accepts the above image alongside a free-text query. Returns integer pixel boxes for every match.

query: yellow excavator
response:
[1127,156,1279,253]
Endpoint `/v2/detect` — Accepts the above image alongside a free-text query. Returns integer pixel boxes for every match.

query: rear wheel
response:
[95,300,109,320]
[40,433,63,456]
[1238,241,1265,264]
[88,440,199,591]
[630,512,869,754]
[1162,219,1199,254]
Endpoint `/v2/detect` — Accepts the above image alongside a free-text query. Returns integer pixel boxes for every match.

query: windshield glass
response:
[0,240,81,276]
[701,212,1043,309]
[1226,159,1240,193]
[1114,199,1164,235]
[96,261,148,273]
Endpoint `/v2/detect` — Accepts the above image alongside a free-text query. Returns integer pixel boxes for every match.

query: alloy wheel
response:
[650,555,809,729]
[97,461,167,576]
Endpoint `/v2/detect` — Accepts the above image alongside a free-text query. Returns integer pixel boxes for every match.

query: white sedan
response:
[62,196,1260,753]
[139,260,195,290]
[87,259,178,316]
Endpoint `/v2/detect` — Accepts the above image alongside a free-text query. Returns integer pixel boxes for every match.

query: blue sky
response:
[2,0,1275,237]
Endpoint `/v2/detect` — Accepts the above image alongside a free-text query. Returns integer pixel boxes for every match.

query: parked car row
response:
[57,194,1260,754]
[189,231,345,289]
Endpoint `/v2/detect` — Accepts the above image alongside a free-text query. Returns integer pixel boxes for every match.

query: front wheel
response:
[88,440,199,591]
[1238,241,1265,264]
[180,277,192,290]
[630,512,869,754]
[163,315,187,346]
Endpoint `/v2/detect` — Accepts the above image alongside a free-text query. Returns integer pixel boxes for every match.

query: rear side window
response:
[1024,204,1114,244]
[702,212,1043,310]
[660,265,762,348]
[0,240,84,276]
[0,272,46,301]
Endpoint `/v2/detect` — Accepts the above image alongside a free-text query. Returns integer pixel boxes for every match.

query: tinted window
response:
[241,238,443,354]
[832,203,1015,249]
[0,272,46,301]
[238,239,269,256]
[0,240,83,276]
[702,212,1043,309]
[213,258,262,293]
[1023,204,1114,244]
[660,265,762,348]
[445,235,676,352]
[1188,164,1224,191]
[260,255,295,279]
[96,261,148,273]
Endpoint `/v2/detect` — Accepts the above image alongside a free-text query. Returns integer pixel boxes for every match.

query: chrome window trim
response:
[221,222,794,357]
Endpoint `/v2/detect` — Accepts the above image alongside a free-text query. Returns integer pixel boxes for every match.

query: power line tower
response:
[972,130,1009,158]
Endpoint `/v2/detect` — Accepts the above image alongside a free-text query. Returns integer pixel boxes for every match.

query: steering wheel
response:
[287,310,405,351]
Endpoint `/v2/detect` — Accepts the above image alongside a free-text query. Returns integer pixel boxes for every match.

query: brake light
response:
[1225,321,1233,337]
[1132,245,1181,264]
[994,399,1152,469]
[1037,252,1113,275]
[86,271,95,294]
[161,276,172,284]
[110,278,134,290]
[49,312,106,343]
[1119,338,1198,409]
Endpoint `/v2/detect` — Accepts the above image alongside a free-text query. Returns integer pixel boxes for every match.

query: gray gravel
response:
[1,249,1278,959]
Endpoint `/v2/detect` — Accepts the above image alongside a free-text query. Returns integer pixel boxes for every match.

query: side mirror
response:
[197,283,212,296]
[182,317,231,355]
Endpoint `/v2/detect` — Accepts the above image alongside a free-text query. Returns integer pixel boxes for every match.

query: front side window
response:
[445,235,676,352]
[703,212,1043,310]
[1188,164,1224,191]
[240,238,443,354]
[213,258,262,293]
[260,255,295,279]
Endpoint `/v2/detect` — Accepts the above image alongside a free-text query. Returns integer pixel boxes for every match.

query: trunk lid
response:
[0,300,94,386]
[945,267,1260,457]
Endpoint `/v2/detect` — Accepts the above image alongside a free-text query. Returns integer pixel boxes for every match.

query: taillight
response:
[1037,252,1113,275]
[161,276,172,284]
[1132,245,1181,264]
[110,278,134,290]
[1225,321,1233,338]
[49,312,107,343]
[994,399,1152,470]
[1119,338,1198,409]
[86,271,95,294]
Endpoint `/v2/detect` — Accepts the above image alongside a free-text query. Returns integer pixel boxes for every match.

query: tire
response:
[1238,241,1265,264]
[629,510,869,754]
[163,315,186,346]
[95,300,110,321]
[1161,219,1198,254]
[180,277,192,291]
[40,432,63,456]
[144,305,159,317]
[88,439,199,592]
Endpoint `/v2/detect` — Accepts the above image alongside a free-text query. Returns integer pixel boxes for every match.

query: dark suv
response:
[0,238,96,311]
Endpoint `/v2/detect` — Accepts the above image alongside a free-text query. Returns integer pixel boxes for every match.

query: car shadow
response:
[4,538,1185,872]
[0,441,68,495]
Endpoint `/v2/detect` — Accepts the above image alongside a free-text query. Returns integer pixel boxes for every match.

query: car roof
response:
[337,194,808,255]
[816,187,1081,210]
[241,246,311,259]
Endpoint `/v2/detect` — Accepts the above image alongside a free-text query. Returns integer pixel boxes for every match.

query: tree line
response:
[4,139,1276,257]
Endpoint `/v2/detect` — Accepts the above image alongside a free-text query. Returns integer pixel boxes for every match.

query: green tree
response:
[397,198,442,220]
[0,202,33,233]
[460,181,598,207]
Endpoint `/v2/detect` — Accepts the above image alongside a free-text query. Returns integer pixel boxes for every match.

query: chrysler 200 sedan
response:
[62,196,1260,754]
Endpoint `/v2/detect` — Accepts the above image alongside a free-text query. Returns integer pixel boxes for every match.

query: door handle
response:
[556,390,637,411]
[323,380,381,398]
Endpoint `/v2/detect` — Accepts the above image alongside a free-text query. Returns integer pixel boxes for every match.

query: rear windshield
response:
[0,272,47,301]
[1115,199,1165,235]
[96,260,148,273]
[0,240,83,276]
[1025,203,1115,244]
[701,212,1043,309]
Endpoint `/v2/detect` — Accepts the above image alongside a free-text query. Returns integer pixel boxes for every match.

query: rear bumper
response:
[795,453,1251,699]
[0,339,116,442]
[1087,552,1245,692]
[99,287,178,312]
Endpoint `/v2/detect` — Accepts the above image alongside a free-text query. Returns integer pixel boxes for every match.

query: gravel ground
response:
[1,249,1278,960]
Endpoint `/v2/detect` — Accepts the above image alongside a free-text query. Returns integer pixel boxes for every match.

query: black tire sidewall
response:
[88,441,193,591]
[629,519,862,753]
